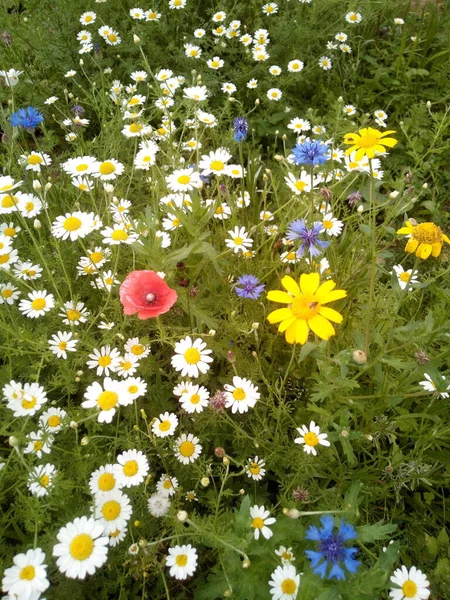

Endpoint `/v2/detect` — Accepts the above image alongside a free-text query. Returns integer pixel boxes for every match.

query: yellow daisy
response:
[343,127,397,160]
[397,220,450,259]
[267,273,347,345]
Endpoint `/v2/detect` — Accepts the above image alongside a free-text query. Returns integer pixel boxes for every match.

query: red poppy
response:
[119,270,177,319]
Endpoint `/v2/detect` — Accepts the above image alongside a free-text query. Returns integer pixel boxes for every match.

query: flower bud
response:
[227,350,235,363]
[214,447,225,458]
[134,520,140,527]
[341,430,349,438]
[76,370,83,376]
[224,590,232,598]
[255,99,260,105]
[177,510,188,522]
[223,456,230,466]
[81,436,89,446]
[44,182,52,191]
[140,409,147,419]
[70,421,78,429]
[352,350,367,365]
[389,190,400,199]
[357,204,364,213]
[251,322,259,330]
[283,508,301,519]
[208,329,216,336]
[201,477,210,487]
[426,101,431,109]
[8,436,19,447]
[33,219,41,230]
[79,58,84,66]
[32,180,42,191]
[133,34,141,45]
[422,182,428,189]
[242,559,251,569]
[239,488,245,495]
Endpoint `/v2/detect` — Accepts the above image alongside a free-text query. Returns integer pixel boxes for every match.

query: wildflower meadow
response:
[1,0,450,598]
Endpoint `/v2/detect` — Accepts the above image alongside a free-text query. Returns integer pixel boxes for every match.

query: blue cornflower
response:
[233,117,248,142]
[286,219,329,258]
[10,107,44,131]
[71,104,85,116]
[291,139,329,166]
[305,515,360,580]
[235,275,265,299]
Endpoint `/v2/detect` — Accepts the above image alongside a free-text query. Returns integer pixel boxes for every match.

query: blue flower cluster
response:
[305,515,360,580]
[234,275,265,299]
[291,139,329,166]
[10,107,44,131]
[233,117,248,142]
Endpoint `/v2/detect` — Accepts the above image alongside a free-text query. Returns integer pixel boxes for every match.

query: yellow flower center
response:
[99,161,115,175]
[64,216,82,231]
[128,385,138,394]
[34,441,44,452]
[28,155,43,165]
[234,236,243,245]
[252,517,264,529]
[323,220,333,229]
[177,175,191,185]
[76,163,89,172]
[24,201,34,212]
[131,344,144,355]
[107,33,118,43]
[48,415,61,427]
[2,289,13,298]
[85,15,93,22]
[176,554,188,566]
[101,500,121,520]
[179,440,195,457]
[159,420,172,431]
[58,341,67,350]
[281,579,297,594]
[111,229,128,241]
[163,479,172,489]
[90,251,103,263]
[290,295,320,320]
[401,581,418,598]
[22,397,36,409]
[412,222,442,244]
[123,460,139,476]
[190,393,200,404]
[31,298,46,311]
[66,309,81,321]
[210,160,225,171]
[0,254,10,264]
[357,131,380,148]
[98,472,115,491]
[294,181,307,191]
[97,391,119,410]
[1,195,18,208]
[232,388,246,401]
[129,122,143,133]
[40,474,50,487]
[399,272,411,282]
[70,534,94,561]
[249,463,260,474]
[303,431,319,446]
[184,348,201,364]
[20,566,36,580]
[110,529,120,538]
[215,206,224,214]
[4,227,16,236]
[282,551,292,560]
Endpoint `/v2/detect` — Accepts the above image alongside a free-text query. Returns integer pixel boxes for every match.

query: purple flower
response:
[291,139,329,166]
[233,117,248,142]
[305,515,360,580]
[71,104,85,116]
[286,219,329,258]
[10,107,43,131]
[235,275,265,299]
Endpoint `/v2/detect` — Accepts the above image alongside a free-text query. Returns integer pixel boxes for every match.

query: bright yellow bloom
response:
[397,220,450,259]
[267,273,347,345]
[343,127,397,160]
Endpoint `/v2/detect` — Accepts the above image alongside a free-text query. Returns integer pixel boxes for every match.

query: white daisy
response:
[199,148,232,176]
[294,421,330,456]
[93,159,124,181]
[115,353,140,378]
[19,290,55,319]
[59,301,90,325]
[156,474,179,497]
[224,376,260,414]
[6,382,47,417]
[48,331,78,359]
[87,346,121,376]
[27,463,57,497]
[179,383,210,414]
[93,489,133,534]
[392,264,419,291]
[269,564,300,600]
[82,377,130,423]
[2,548,49,599]
[62,155,97,177]
[152,412,179,438]
[171,336,213,378]
[166,545,198,580]
[225,226,253,254]
[275,546,295,565]
[321,213,343,237]
[89,464,121,495]
[52,516,109,579]
[267,88,282,101]
[250,505,276,540]
[124,338,150,359]
[389,565,430,600]
[0,282,20,304]
[114,449,149,488]
[174,433,202,465]
[166,168,201,192]
[245,456,266,481]
[24,430,54,458]
[418,373,449,399]
[51,211,94,241]
[39,407,67,433]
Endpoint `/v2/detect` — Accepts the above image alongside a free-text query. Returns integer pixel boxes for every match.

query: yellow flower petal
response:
[279,316,297,333]
[379,137,397,148]
[366,147,376,159]
[344,145,358,156]
[299,272,320,295]
[314,279,336,300]
[431,243,442,257]
[380,130,397,137]
[417,243,432,259]
[281,276,300,297]
[267,290,293,304]
[443,234,450,244]
[267,307,293,324]
[319,306,343,323]
[397,226,412,235]
[319,289,347,305]
[308,314,335,340]
[405,238,419,254]
[294,319,309,344]
[285,321,298,344]
[355,147,366,161]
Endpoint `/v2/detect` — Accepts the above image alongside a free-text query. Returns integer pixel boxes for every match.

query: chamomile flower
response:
[101,224,138,245]
[392,265,419,291]
[318,56,332,70]
[152,412,179,438]
[71,176,94,192]
[225,226,253,253]
[267,88,282,101]
[179,383,210,413]
[280,249,298,263]
[2,548,49,599]
[51,211,94,241]
[288,118,311,133]
[419,373,449,398]
[62,155,97,177]
[169,0,186,8]
[87,346,121,376]
[222,82,237,94]
[39,407,67,433]
[346,11,363,24]
[115,354,140,378]
[93,490,132,534]
[343,104,356,116]
[166,545,198,580]
[24,430,54,458]
[171,336,213,378]
[28,463,57,497]
[184,44,202,59]
[284,171,318,195]
[82,378,130,423]
[19,151,52,172]
[224,376,260,414]
[48,331,78,359]
[250,505,276,540]
[174,433,202,464]
[109,528,127,547]
[275,546,296,565]
[80,11,97,25]
[60,301,90,325]
[145,9,161,20]
[0,282,20,304]
[19,290,55,319]
[93,159,124,181]
[130,8,145,19]
[321,213,343,237]
[269,564,300,600]
[263,3,278,15]
[207,56,224,70]
[52,516,109,579]
[5,381,47,417]
[245,456,266,481]
[114,449,149,488]
[185,490,198,502]
[148,493,171,517]
[294,421,330,456]
[389,565,430,600]
[156,474,179,497]
[89,464,120,495]
[166,168,201,192]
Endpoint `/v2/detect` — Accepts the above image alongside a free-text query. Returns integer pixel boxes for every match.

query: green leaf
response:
[357,522,397,543]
